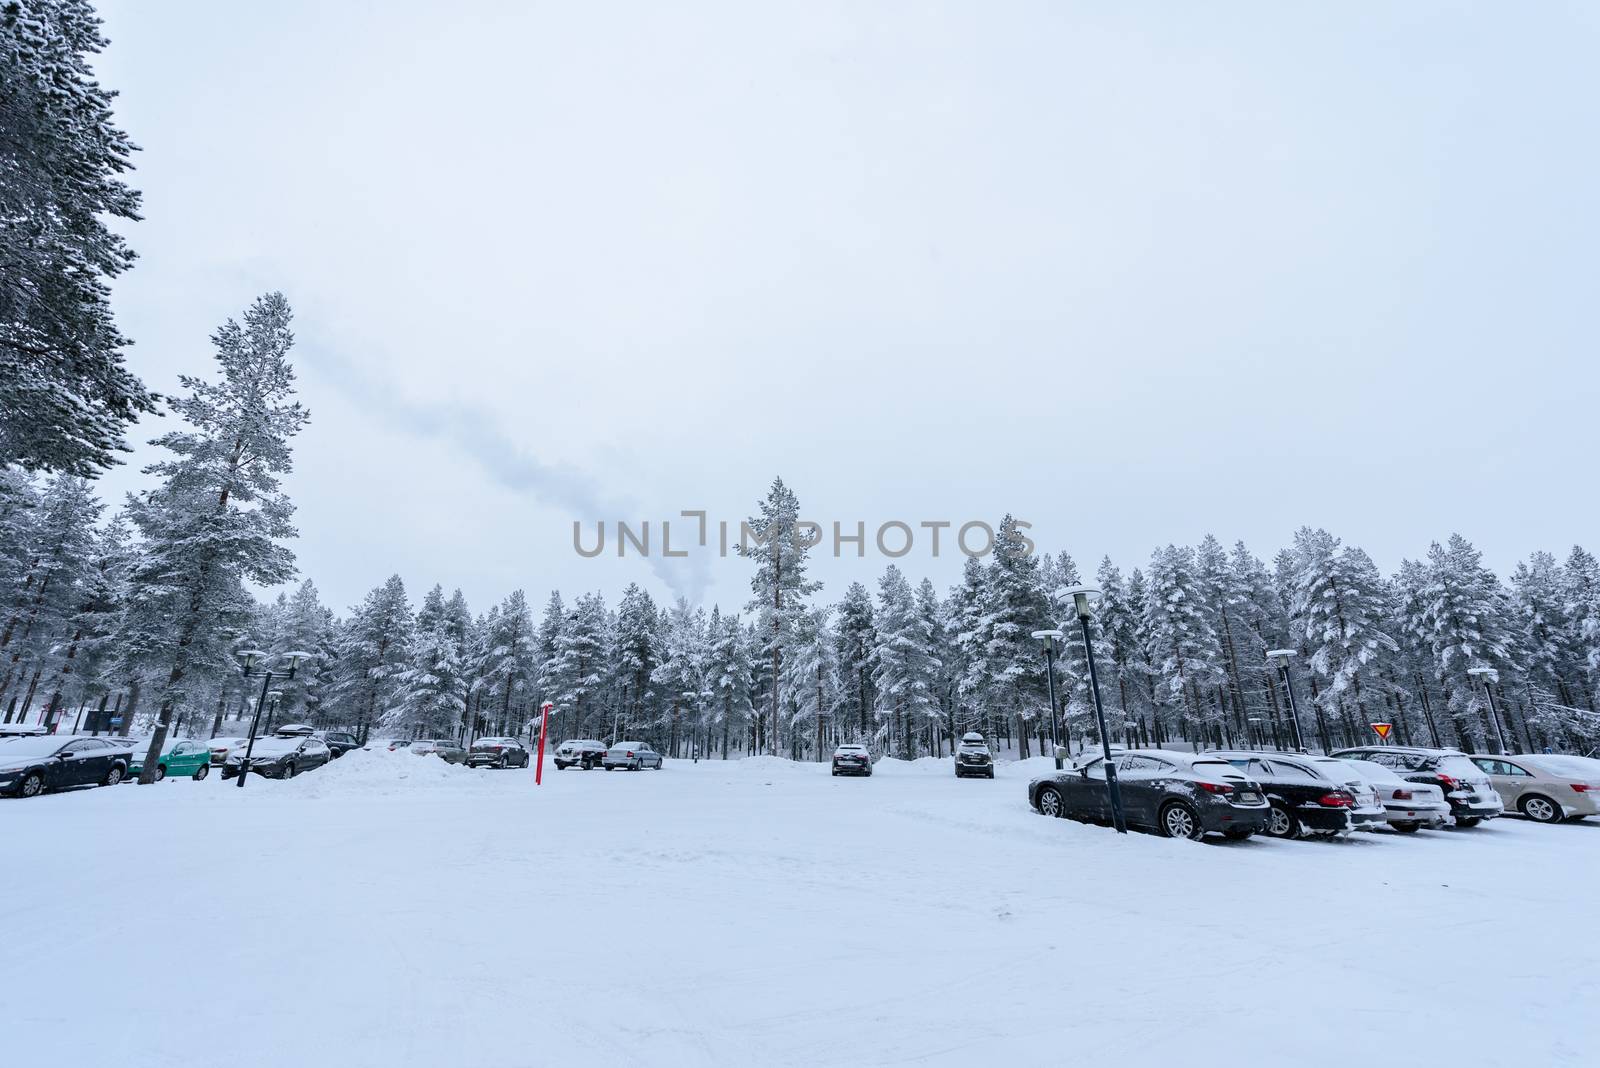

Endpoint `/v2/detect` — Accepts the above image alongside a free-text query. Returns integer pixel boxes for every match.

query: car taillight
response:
[1435,773,1459,790]
[626,751,634,757]
[1393,788,1413,800]
[1318,791,1355,807]
[1195,781,1233,795]
[1572,784,1592,793]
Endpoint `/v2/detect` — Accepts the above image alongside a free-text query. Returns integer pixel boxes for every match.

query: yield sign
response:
[1370,722,1393,740]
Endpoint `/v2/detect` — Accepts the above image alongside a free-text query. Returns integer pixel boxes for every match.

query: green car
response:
[129,739,213,782]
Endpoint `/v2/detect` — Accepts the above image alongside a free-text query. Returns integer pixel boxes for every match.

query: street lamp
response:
[1467,667,1508,755]
[236,649,311,788]
[1032,628,1066,769]
[1061,585,1126,834]
[1265,650,1309,753]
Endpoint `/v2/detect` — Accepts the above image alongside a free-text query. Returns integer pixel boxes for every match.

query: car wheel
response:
[18,772,44,798]
[499,755,510,769]
[193,764,209,781]
[1391,821,1420,833]
[1160,801,1204,840]
[986,769,995,779]
[831,768,839,776]
[284,762,297,779]
[1265,802,1298,839]
[1036,786,1066,818]
[1455,816,1481,828]
[103,765,124,787]
[1520,795,1562,823]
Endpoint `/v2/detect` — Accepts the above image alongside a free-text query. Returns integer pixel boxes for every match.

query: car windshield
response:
[1530,755,1600,778]
[0,737,66,760]
[475,738,512,746]
[837,746,866,753]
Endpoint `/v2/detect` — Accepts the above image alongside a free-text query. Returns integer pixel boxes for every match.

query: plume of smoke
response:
[312,343,712,601]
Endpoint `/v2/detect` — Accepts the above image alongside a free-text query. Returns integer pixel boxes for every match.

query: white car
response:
[602,740,662,771]
[1335,758,1451,832]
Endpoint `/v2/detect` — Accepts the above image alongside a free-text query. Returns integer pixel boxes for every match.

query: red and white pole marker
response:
[535,701,554,785]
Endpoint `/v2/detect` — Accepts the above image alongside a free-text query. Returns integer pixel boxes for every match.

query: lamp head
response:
[238,649,268,674]
[1265,649,1296,662]
[267,690,283,704]
[1467,666,1498,681]
[1031,629,1063,650]
[1059,584,1101,620]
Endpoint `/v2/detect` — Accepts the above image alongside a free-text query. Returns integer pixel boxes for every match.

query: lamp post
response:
[1062,585,1126,834]
[1247,716,1264,748]
[1265,650,1309,753]
[236,650,311,788]
[1467,667,1507,755]
[1032,629,1066,769]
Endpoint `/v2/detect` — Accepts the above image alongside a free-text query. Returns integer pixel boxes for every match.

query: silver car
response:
[1469,753,1600,824]
[602,740,662,771]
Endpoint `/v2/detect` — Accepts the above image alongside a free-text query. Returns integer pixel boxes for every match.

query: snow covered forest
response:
[6,406,1600,760]
[5,1,1599,767]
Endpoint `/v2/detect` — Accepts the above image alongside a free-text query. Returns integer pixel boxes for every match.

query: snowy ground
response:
[7,749,1596,1067]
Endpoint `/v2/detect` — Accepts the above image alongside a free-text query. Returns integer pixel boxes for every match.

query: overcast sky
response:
[90,1,1598,617]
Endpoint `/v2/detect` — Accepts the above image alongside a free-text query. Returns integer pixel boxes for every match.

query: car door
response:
[1474,758,1528,807]
[55,740,100,787]
[1113,754,1162,826]
[1071,758,1113,822]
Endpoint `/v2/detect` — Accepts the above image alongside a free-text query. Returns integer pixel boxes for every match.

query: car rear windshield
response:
[1191,760,1243,782]
[1437,756,1485,778]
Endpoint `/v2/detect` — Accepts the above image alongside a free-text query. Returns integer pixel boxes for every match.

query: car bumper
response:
[1383,803,1451,826]
[832,763,871,775]
[466,755,505,766]
[955,762,993,775]
[1199,804,1271,834]
[1448,795,1503,819]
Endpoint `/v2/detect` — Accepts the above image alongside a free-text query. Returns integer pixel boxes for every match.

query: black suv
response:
[954,732,995,778]
[1332,746,1504,826]
[313,730,359,758]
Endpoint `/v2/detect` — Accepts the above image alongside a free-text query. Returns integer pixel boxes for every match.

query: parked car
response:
[380,739,413,751]
[553,738,607,770]
[831,743,873,777]
[129,739,213,782]
[0,735,132,797]
[468,736,530,768]
[1333,758,1451,832]
[1469,753,1600,824]
[221,732,332,780]
[1030,749,1271,840]
[209,736,251,766]
[954,732,995,778]
[1333,746,1504,826]
[603,740,662,770]
[409,739,468,764]
[313,730,359,758]
[0,723,49,739]
[1210,750,1387,839]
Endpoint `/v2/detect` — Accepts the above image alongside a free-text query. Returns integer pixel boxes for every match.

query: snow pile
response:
[281,745,471,798]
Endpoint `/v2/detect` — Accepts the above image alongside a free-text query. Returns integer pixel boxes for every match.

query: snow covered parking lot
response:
[7,749,1597,1067]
